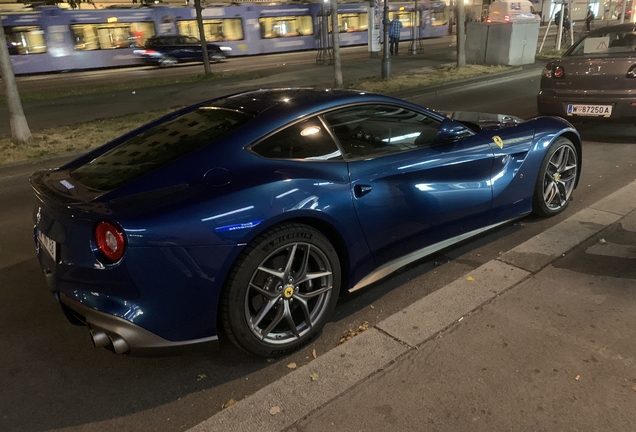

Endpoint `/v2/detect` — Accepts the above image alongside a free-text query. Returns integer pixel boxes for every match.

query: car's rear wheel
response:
[532,137,578,217]
[159,57,177,67]
[221,223,341,357]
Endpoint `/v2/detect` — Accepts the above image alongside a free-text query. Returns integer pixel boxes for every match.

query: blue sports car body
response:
[31,89,582,357]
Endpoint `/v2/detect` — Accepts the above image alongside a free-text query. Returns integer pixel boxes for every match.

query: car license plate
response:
[566,104,613,117]
[38,230,56,262]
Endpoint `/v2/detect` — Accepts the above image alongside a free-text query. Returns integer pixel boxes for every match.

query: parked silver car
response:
[537,24,636,123]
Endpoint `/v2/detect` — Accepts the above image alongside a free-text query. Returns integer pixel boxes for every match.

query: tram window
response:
[4,26,46,55]
[328,13,368,33]
[177,18,243,42]
[430,8,448,26]
[388,11,419,28]
[259,16,313,38]
[71,22,155,51]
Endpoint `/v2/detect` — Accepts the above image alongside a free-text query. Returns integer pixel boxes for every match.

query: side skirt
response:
[349,216,525,292]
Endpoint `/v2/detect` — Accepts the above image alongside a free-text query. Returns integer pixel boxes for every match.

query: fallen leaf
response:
[575,375,580,381]
[287,362,297,369]
[222,398,237,409]
[312,349,317,359]
[467,276,475,281]
[269,406,281,415]
[599,238,607,244]
[197,374,207,381]
[338,321,369,344]
[310,373,319,381]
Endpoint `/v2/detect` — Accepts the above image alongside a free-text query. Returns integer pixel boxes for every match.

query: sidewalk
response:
[189,180,636,431]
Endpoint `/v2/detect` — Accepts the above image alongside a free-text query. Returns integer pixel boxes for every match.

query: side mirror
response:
[436,118,472,142]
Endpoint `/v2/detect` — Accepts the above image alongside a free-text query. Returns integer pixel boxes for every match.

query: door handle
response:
[354,184,372,198]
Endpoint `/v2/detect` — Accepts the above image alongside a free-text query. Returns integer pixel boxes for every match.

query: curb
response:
[187,179,636,432]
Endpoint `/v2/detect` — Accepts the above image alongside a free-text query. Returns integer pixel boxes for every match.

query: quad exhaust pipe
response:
[90,328,130,354]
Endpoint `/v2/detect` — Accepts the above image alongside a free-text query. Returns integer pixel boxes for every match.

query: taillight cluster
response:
[94,221,126,264]
[541,64,566,79]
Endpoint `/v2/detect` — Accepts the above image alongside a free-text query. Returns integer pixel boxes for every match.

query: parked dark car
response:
[31,89,581,358]
[134,34,230,66]
[538,23,636,122]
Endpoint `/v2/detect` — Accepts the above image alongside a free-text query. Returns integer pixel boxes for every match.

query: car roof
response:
[206,88,425,120]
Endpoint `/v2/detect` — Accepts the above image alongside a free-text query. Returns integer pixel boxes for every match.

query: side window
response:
[251,117,343,161]
[322,104,441,160]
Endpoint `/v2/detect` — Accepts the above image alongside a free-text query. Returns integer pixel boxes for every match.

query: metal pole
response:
[557,3,564,50]
[620,0,627,23]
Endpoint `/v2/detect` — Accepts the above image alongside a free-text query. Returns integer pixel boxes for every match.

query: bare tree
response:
[330,0,343,88]
[456,0,466,68]
[0,14,31,146]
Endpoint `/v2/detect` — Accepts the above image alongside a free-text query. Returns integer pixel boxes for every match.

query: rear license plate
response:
[566,104,613,117]
[38,230,56,262]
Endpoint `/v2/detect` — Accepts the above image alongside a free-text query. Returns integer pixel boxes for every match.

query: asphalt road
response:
[1,64,636,432]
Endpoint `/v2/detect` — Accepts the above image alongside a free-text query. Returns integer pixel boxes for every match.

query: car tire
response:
[220,223,341,357]
[532,137,578,217]
[159,57,177,67]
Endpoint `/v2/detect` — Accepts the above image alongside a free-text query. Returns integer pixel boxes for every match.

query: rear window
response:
[569,31,636,56]
[71,107,252,191]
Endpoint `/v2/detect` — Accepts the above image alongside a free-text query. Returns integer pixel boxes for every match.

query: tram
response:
[2,2,449,74]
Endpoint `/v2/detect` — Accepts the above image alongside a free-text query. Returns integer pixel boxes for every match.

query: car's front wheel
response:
[221,223,341,357]
[532,137,578,217]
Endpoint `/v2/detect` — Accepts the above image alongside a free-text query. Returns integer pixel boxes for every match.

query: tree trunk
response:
[381,0,391,79]
[0,16,31,146]
[456,1,466,68]
[194,0,211,75]
[331,0,343,88]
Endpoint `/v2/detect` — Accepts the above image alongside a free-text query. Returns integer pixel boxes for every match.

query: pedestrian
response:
[389,16,403,55]
[554,7,569,28]
[585,6,595,32]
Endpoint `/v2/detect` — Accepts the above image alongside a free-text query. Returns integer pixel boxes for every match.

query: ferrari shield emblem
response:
[493,136,504,149]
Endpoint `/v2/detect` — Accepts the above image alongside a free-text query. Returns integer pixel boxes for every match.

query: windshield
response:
[568,30,636,56]
[71,107,252,191]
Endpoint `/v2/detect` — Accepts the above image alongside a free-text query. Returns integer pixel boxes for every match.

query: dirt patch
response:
[0,110,174,165]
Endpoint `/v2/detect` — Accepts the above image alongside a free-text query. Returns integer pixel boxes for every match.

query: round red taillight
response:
[94,221,126,263]
[554,66,565,79]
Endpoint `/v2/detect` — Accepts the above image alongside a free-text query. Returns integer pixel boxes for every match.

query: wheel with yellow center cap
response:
[532,137,579,217]
[221,223,341,357]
